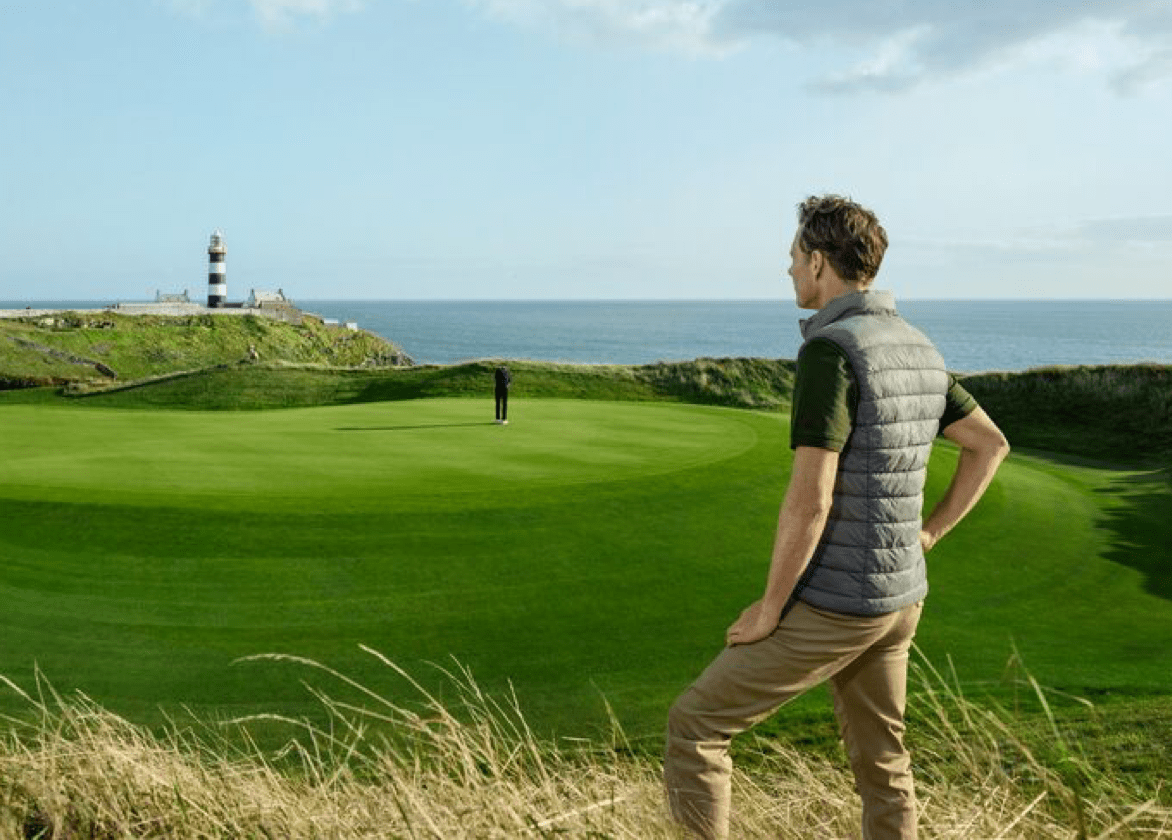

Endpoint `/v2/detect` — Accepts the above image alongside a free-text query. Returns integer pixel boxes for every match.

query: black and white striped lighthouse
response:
[207,230,227,308]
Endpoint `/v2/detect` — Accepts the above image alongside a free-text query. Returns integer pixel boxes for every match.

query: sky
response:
[3,0,1172,301]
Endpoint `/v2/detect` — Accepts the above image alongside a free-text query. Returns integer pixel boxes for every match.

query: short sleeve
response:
[790,338,855,452]
[939,376,979,432]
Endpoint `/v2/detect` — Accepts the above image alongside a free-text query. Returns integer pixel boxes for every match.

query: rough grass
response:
[0,650,1167,839]
[960,364,1172,463]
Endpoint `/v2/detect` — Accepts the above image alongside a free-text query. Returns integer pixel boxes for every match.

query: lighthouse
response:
[207,230,227,308]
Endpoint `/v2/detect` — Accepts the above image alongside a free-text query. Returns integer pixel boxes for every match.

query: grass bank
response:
[29,356,797,412]
[0,310,409,387]
[960,363,1172,462]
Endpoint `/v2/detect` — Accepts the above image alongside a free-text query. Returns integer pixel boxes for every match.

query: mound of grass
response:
[0,356,797,412]
[0,399,781,736]
[0,310,408,387]
[962,363,1172,463]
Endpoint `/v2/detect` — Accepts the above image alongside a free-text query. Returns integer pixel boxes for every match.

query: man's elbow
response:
[793,493,834,524]
[978,432,1011,468]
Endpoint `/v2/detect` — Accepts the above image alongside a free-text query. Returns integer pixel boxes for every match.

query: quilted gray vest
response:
[794,290,949,616]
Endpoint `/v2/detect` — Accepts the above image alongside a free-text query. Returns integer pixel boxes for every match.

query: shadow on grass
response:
[334,422,497,431]
[1094,466,1172,601]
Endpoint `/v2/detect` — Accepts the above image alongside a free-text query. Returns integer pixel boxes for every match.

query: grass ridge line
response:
[10,357,1167,464]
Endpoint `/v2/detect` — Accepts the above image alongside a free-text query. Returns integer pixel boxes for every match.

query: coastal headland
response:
[0,305,413,389]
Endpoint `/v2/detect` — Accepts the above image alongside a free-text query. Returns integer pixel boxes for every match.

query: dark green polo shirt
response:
[790,337,978,452]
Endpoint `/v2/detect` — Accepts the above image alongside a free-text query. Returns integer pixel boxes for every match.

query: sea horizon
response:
[3,298,1171,373]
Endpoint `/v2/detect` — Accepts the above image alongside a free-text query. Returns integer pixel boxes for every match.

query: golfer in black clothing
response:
[494,365,511,424]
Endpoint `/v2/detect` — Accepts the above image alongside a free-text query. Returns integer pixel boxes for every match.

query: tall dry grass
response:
[0,647,1167,839]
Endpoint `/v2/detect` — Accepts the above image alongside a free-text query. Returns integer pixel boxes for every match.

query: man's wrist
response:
[761,593,789,616]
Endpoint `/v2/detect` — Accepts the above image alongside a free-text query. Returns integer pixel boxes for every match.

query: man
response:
[663,195,1010,840]
[494,364,511,425]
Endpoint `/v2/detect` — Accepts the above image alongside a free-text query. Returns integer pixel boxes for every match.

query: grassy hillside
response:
[50,356,795,411]
[961,363,1172,462]
[0,310,410,387]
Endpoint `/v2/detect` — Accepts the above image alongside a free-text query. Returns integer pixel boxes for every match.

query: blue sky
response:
[3,0,1171,301]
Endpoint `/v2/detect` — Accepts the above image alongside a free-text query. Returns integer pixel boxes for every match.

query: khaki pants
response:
[664,600,922,840]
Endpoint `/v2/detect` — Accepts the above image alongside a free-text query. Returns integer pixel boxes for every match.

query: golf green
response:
[0,399,779,733]
[1,397,1169,741]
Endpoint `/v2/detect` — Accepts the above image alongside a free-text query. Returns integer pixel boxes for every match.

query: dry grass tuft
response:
[0,648,1168,839]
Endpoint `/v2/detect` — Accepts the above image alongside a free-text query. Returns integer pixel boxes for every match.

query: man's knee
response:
[848,746,914,800]
[667,691,703,741]
[668,686,730,747]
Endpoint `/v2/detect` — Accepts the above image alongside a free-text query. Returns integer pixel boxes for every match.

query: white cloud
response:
[465,0,1172,93]
[715,0,1172,93]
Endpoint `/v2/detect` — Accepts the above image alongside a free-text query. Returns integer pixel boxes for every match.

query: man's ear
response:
[809,249,824,280]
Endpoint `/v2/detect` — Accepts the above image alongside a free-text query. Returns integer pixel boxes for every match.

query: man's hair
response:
[796,195,888,285]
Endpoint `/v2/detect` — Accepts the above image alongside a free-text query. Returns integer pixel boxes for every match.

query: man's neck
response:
[814,283,869,311]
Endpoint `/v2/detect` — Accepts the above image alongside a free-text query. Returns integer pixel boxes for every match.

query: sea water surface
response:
[5,299,1171,373]
[301,299,1172,373]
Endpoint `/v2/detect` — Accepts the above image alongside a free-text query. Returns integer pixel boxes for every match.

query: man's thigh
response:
[675,603,900,737]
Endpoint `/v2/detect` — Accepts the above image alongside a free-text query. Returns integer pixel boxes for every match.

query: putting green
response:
[0,399,781,734]
[0,399,759,510]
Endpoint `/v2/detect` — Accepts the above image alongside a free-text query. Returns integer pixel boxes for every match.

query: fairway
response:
[1,397,1170,744]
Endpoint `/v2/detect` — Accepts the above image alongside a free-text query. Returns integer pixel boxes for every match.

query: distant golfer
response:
[494,364,511,425]
[664,195,1010,840]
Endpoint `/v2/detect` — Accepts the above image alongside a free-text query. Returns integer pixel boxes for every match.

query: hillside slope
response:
[0,310,411,387]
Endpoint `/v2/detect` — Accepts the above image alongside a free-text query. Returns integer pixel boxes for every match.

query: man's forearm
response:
[923,409,1010,549]
[923,448,1003,546]
[762,495,831,610]
[760,447,838,610]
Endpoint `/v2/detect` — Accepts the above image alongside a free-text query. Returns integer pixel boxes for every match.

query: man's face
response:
[787,232,818,310]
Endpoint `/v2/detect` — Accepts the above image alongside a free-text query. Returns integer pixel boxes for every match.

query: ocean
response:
[5,299,1171,374]
[299,299,1172,373]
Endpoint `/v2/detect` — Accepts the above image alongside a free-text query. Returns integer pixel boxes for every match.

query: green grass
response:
[0,399,782,737]
[1,392,1169,764]
[4,356,794,412]
[962,363,1172,462]
[0,310,406,387]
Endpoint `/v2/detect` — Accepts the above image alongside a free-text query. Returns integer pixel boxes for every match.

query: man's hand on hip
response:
[726,598,783,647]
